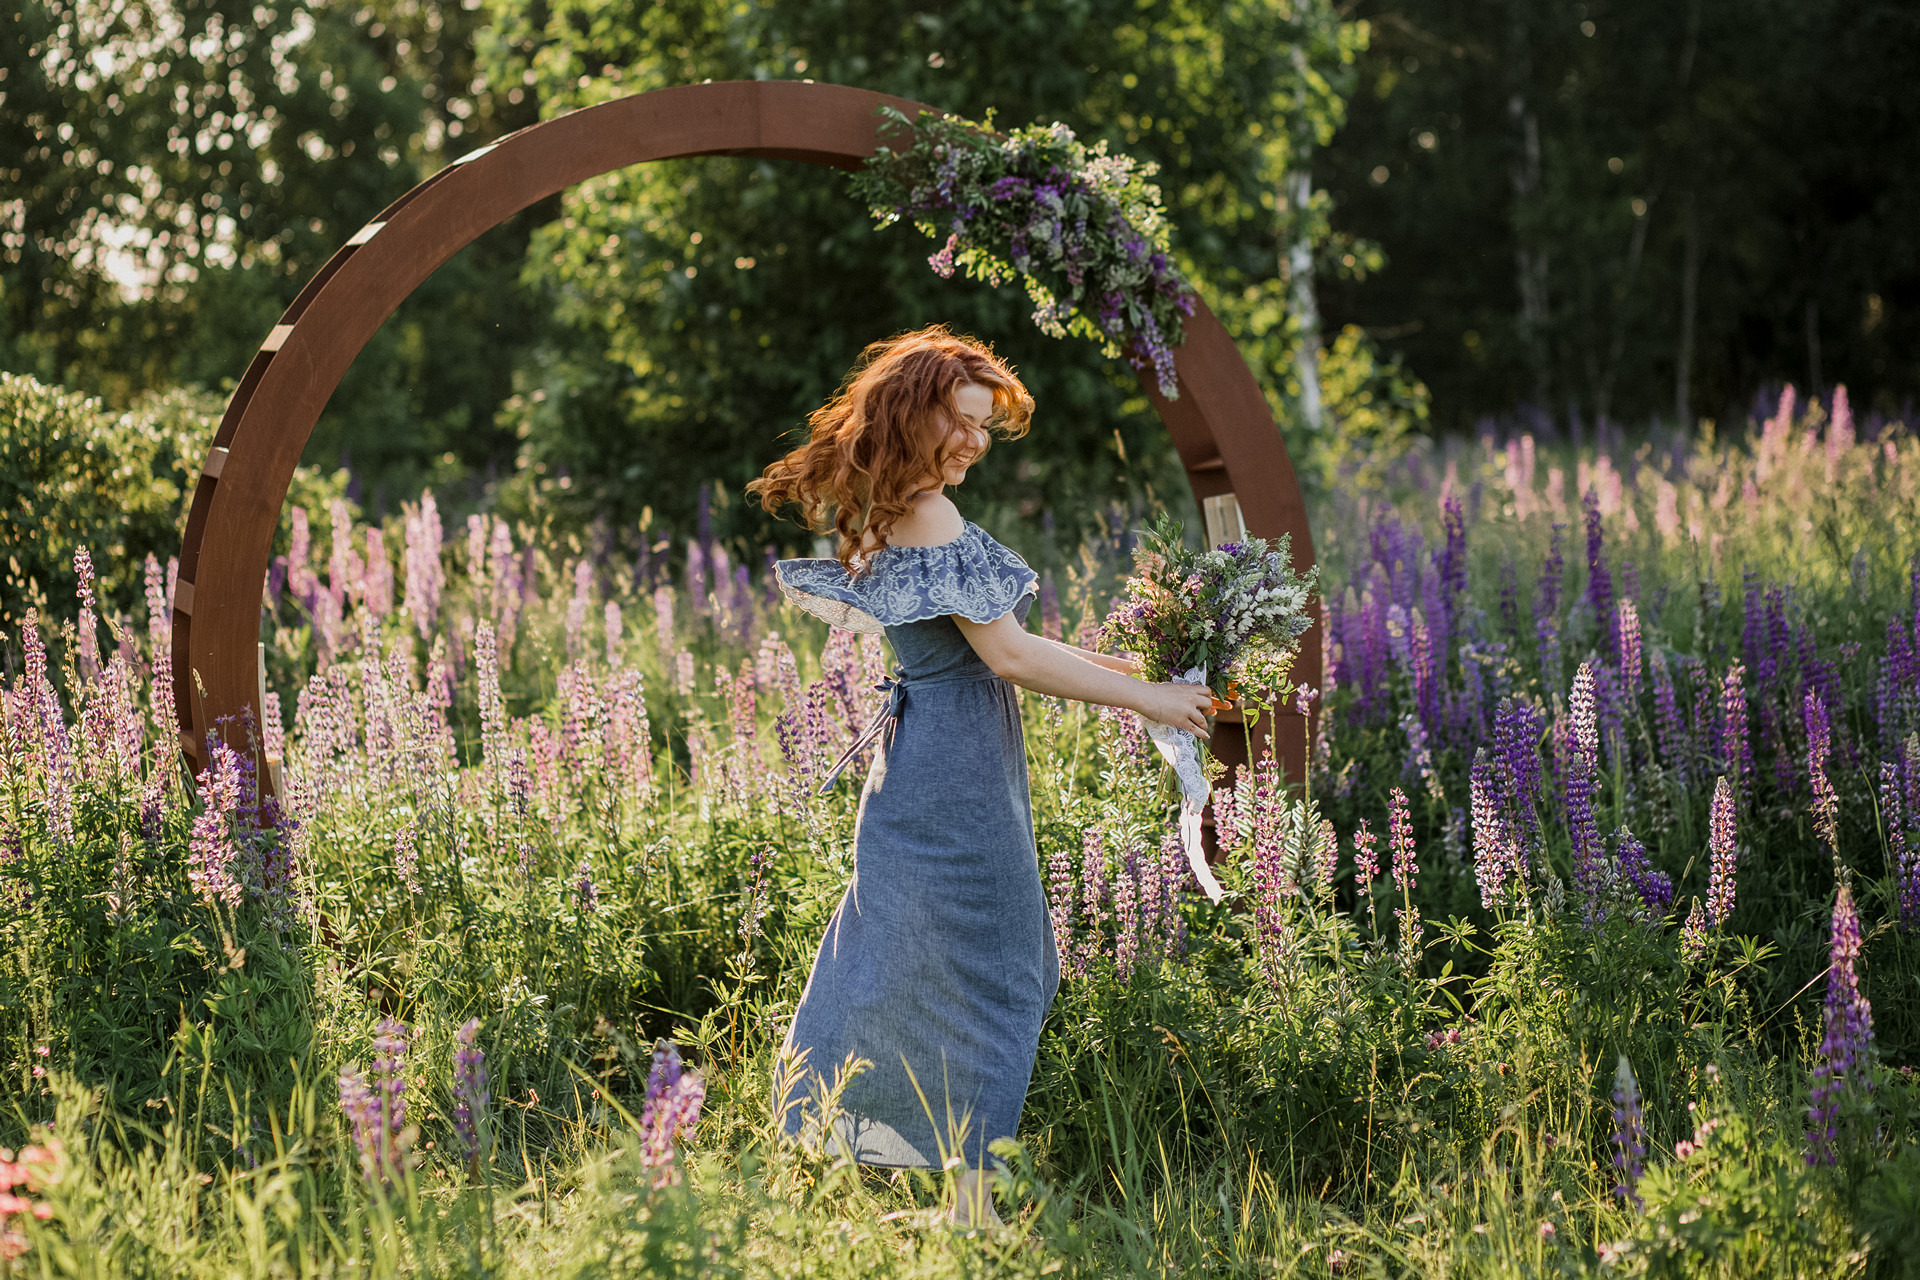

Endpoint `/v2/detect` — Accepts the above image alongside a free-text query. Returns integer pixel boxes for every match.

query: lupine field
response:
[4,386,1920,1277]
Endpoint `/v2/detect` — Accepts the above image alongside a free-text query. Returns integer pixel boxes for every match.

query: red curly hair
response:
[749,324,1034,573]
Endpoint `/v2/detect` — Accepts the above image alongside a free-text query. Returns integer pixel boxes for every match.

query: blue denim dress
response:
[772,522,1061,1169]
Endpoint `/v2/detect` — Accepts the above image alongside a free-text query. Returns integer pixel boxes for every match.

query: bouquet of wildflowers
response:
[1101,515,1318,902]
[1102,514,1317,706]
[851,107,1196,398]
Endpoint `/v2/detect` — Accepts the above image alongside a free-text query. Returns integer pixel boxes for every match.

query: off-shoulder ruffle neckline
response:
[774,521,1037,635]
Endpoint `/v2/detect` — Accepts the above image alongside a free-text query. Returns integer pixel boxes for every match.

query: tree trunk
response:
[1286,166,1324,433]
[1506,7,1549,410]
[1676,190,1699,426]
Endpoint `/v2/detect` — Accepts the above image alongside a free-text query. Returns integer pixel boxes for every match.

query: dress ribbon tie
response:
[817,673,908,794]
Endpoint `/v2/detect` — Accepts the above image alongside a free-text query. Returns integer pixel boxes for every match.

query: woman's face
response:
[939,382,995,488]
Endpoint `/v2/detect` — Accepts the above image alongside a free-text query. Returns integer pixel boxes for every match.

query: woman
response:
[751,324,1214,1228]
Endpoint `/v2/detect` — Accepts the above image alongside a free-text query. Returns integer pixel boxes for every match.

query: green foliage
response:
[0,1,548,506]
[480,0,1365,553]
[1319,0,1920,428]
[0,373,348,627]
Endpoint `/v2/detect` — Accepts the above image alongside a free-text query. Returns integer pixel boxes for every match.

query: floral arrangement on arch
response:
[851,106,1197,399]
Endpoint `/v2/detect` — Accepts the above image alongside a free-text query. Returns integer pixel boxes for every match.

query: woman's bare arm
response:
[953,612,1213,737]
[1043,637,1137,675]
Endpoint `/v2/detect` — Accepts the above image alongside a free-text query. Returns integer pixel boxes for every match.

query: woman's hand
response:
[1135,681,1215,738]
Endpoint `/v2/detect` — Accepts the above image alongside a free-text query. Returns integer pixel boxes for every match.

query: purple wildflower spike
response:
[1615,828,1672,915]
[1885,756,1920,931]
[1388,787,1417,894]
[1566,664,1606,920]
[1721,664,1750,801]
[1080,826,1110,958]
[1470,750,1516,908]
[638,1041,705,1187]
[1616,599,1642,695]
[188,742,246,907]
[1047,843,1079,978]
[1651,650,1688,785]
[341,1019,413,1186]
[1611,1054,1647,1208]
[1113,840,1140,983]
[1680,897,1708,964]
[1706,777,1738,927]
[1353,818,1381,892]
[1805,689,1839,854]
[1806,882,1874,1165]
[452,1018,489,1175]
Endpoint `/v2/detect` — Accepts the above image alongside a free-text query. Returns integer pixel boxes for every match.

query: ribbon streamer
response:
[818,674,906,794]
[1143,666,1225,903]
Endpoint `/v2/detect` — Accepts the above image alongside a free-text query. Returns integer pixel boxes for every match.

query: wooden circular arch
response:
[172,78,1320,792]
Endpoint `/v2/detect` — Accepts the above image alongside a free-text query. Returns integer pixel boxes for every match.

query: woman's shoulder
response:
[881,492,964,549]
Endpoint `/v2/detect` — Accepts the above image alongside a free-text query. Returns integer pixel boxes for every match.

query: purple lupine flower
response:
[1611,1054,1647,1208]
[1046,842,1079,979]
[1494,697,1546,849]
[1886,756,1920,931]
[1805,689,1839,854]
[605,668,654,802]
[288,507,318,613]
[1039,572,1063,641]
[1706,776,1738,927]
[1583,490,1616,665]
[638,1041,705,1188]
[1113,840,1140,983]
[392,821,420,895]
[1651,651,1688,785]
[452,1017,489,1176]
[1680,897,1709,964]
[1721,664,1750,801]
[1807,882,1874,1165]
[740,843,772,946]
[1566,664,1606,919]
[337,1067,382,1180]
[575,858,599,918]
[1080,826,1110,958]
[341,1018,412,1185]
[1615,828,1673,915]
[1159,831,1189,957]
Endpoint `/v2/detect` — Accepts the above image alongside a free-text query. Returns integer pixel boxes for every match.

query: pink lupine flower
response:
[565,560,592,659]
[1388,787,1417,894]
[403,491,445,639]
[1706,776,1738,927]
[604,601,623,667]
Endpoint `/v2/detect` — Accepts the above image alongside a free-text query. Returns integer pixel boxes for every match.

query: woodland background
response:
[4,0,1917,569]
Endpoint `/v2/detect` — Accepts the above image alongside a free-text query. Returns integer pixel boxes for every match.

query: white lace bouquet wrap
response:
[1142,665,1225,903]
